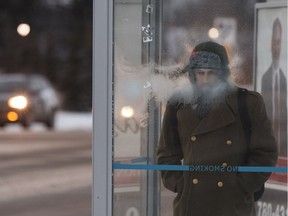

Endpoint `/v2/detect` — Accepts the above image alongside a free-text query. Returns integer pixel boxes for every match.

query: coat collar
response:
[191,89,238,135]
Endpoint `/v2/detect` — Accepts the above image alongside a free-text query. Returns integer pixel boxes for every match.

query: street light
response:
[121,106,134,118]
[17,23,31,37]
[208,27,219,39]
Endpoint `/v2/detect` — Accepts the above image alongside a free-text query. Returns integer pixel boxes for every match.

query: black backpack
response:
[237,88,265,201]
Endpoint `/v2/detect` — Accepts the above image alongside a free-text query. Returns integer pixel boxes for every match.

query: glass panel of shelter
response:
[113,0,161,215]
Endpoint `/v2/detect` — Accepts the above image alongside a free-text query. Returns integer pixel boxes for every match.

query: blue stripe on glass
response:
[112,164,288,173]
[113,164,189,171]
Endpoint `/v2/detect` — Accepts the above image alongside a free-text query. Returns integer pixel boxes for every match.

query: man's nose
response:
[202,74,210,83]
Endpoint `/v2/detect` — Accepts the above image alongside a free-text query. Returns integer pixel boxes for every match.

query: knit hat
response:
[183,41,230,80]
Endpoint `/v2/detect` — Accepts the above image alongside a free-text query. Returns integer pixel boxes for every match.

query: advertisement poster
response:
[254,2,287,214]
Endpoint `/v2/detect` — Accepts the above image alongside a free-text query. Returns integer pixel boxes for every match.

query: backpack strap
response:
[237,88,251,145]
[237,87,265,201]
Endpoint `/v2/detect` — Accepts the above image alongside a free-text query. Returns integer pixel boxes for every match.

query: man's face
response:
[190,68,227,105]
[194,69,219,86]
[271,24,281,62]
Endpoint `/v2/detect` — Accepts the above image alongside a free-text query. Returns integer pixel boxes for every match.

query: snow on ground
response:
[54,111,92,131]
[3,111,92,132]
[2,110,141,159]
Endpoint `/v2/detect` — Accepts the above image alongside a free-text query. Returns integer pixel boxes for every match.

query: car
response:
[0,73,60,129]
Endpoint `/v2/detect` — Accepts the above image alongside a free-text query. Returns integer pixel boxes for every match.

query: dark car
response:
[0,74,60,129]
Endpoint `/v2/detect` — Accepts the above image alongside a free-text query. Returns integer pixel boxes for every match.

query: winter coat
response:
[157,88,278,216]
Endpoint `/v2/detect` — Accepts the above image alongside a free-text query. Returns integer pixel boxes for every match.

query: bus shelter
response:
[93,0,287,215]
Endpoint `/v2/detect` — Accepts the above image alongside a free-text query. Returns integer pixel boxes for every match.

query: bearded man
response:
[157,41,278,216]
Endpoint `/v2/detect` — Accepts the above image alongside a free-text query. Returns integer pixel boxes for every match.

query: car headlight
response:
[8,95,28,109]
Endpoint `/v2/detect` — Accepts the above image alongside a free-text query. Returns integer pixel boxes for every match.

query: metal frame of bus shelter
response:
[93,0,113,215]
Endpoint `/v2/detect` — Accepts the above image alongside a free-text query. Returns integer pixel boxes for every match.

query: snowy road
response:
[0,130,92,216]
[0,111,92,216]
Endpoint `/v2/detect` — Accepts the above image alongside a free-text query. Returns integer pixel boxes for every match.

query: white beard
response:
[190,80,235,118]
[168,78,235,112]
[193,80,233,104]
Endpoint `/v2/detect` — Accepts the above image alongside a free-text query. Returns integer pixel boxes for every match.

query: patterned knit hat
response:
[183,41,230,80]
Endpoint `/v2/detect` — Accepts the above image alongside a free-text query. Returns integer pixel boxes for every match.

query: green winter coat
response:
[157,88,278,216]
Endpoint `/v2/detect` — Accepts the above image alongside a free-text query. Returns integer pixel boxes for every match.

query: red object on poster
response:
[268,157,288,185]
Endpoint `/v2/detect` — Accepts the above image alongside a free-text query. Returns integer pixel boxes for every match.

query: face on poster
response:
[256,6,287,92]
